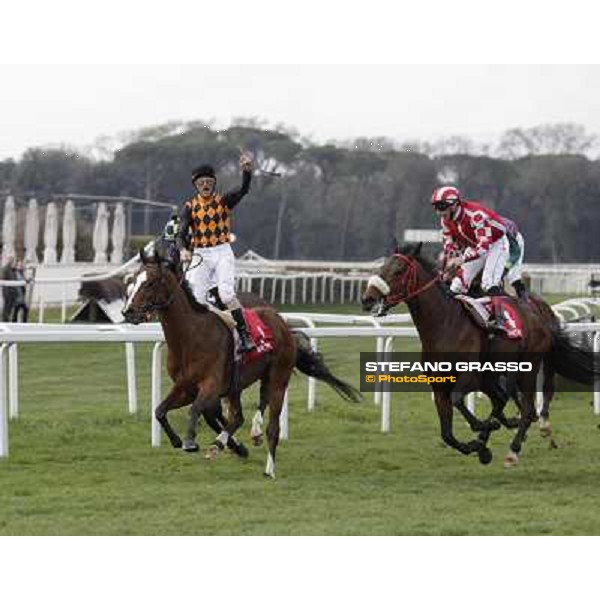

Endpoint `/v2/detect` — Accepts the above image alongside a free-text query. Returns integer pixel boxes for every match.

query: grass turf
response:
[1,300,599,535]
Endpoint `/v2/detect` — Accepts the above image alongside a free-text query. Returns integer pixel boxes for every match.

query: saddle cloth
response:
[455,294,524,340]
[239,308,274,364]
[206,305,273,363]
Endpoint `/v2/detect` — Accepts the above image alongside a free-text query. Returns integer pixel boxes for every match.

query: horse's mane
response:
[395,243,439,276]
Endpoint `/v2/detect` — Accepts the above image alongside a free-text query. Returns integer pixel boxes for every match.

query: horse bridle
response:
[383,254,440,307]
[137,275,176,314]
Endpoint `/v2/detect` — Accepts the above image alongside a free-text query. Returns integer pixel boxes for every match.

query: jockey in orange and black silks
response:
[176,155,256,352]
[432,186,528,301]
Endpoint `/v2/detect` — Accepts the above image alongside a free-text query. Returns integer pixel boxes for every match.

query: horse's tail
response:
[549,328,599,386]
[292,331,363,403]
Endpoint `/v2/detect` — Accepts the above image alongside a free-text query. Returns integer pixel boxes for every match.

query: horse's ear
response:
[389,236,400,255]
[412,242,423,257]
[139,248,147,264]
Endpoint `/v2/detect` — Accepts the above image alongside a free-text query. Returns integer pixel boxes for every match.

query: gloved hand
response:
[444,256,463,279]
[180,248,192,263]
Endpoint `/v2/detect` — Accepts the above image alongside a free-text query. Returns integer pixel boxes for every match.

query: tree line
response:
[1,120,599,262]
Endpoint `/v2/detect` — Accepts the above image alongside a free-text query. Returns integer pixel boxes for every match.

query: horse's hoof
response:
[251,434,263,447]
[549,438,559,450]
[539,422,552,438]
[478,446,493,465]
[232,442,249,459]
[504,451,519,468]
[263,471,276,480]
[204,445,221,460]
[182,441,199,453]
[171,438,183,449]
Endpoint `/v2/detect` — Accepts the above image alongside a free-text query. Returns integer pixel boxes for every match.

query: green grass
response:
[1,300,600,535]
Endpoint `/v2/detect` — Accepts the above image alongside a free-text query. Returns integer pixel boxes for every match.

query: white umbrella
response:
[61,200,77,264]
[43,201,58,264]
[1,195,16,265]
[93,202,109,264]
[24,198,39,264]
[110,203,126,264]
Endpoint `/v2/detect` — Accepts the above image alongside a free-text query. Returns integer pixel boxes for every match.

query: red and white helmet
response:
[431,186,461,205]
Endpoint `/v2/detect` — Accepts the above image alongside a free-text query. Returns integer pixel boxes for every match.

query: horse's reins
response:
[385,254,440,306]
[138,252,203,315]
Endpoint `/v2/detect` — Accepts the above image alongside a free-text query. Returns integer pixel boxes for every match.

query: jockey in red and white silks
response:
[432,186,511,297]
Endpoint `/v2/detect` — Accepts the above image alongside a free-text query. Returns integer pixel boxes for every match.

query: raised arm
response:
[222,153,253,209]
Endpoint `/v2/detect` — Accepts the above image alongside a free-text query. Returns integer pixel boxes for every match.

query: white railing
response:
[0,315,416,457]
[1,314,599,459]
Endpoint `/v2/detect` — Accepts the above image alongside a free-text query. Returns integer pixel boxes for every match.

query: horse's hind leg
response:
[482,378,520,430]
[504,372,539,467]
[156,382,194,449]
[539,359,555,439]
[251,379,269,446]
[434,390,492,465]
[263,380,288,479]
[183,397,205,452]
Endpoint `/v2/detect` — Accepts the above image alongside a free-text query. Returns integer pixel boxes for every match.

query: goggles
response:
[433,200,455,212]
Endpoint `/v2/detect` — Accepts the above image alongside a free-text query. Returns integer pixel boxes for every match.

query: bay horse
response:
[123,248,361,478]
[362,243,598,467]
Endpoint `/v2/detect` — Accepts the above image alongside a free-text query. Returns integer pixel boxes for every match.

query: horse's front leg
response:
[221,392,248,457]
[451,389,501,438]
[504,373,539,467]
[203,399,249,459]
[434,390,493,465]
[155,382,195,449]
[183,396,205,453]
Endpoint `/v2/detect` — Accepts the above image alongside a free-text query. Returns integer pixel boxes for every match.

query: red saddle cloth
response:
[456,295,524,340]
[487,297,524,340]
[241,308,274,364]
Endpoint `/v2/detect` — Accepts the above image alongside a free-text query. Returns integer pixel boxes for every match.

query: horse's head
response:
[361,242,427,313]
[122,249,175,324]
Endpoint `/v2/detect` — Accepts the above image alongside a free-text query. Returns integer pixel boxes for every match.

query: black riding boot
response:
[231,308,256,353]
[484,286,506,334]
[208,286,227,310]
[512,280,529,302]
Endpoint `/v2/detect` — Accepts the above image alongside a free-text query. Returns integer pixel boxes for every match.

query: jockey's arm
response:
[441,221,459,268]
[222,170,252,210]
[464,221,493,262]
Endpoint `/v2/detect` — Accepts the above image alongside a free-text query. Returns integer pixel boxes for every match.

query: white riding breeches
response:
[450,235,510,294]
[185,243,236,305]
[505,232,524,285]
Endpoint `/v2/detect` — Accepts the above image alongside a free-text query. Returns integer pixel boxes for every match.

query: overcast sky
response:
[2,64,600,160]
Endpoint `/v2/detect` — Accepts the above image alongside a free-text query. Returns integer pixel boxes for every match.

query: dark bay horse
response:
[123,250,361,478]
[362,244,598,467]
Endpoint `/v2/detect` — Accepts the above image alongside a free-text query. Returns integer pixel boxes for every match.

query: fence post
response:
[125,342,138,414]
[594,332,600,415]
[0,344,9,457]
[8,344,18,419]
[382,336,393,433]
[61,284,67,323]
[308,336,318,412]
[374,337,384,405]
[151,342,163,447]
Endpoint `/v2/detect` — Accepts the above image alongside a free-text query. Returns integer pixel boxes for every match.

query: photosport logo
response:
[359,352,535,392]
